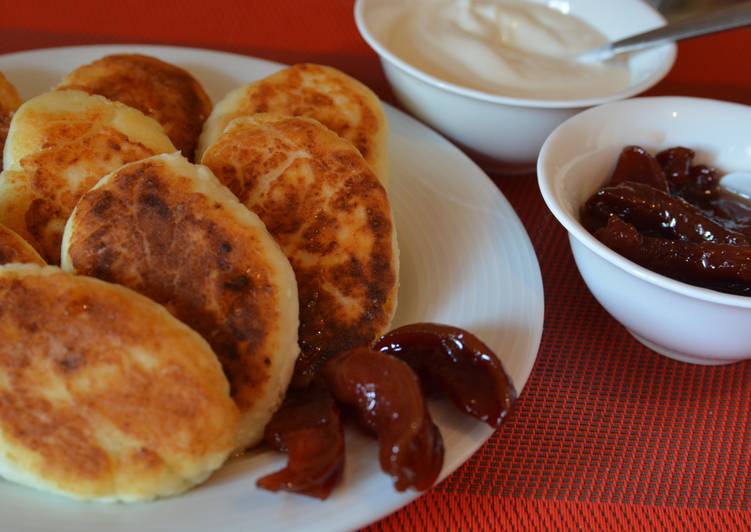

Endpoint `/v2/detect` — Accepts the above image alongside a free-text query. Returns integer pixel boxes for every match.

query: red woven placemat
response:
[368,495,751,530]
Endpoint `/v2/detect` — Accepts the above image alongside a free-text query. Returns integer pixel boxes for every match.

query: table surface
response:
[4,1,751,529]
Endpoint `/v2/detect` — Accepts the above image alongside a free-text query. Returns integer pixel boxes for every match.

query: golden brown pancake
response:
[198,63,389,184]
[59,54,213,160]
[0,264,238,502]
[0,89,175,263]
[0,72,22,170]
[201,114,398,386]
[0,223,44,266]
[62,153,299,450]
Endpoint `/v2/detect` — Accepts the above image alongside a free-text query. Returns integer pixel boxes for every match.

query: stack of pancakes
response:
[0,56,398,502]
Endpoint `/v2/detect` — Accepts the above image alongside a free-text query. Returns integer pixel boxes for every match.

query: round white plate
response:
[0,45,544,532]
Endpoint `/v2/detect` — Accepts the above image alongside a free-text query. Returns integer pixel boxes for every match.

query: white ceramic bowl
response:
[538,96,751,365]
[355,0,676,174]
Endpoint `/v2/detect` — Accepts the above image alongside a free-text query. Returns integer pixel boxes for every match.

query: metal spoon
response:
[577,1,751,63]
[721,171,751,199]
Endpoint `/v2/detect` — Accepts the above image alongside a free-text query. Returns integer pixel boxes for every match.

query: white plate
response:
[0,45,544,532]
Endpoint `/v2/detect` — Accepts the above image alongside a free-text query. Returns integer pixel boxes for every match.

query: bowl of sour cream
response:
[355,0,676,174]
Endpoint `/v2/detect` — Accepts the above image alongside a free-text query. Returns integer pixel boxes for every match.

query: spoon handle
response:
[585,1,751,61]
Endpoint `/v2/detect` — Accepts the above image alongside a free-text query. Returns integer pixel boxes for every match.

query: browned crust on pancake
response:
[0,73,22,170]
[226,64,383,169]
[66,158,282,413]
[0,267,237,497]
[203,115,397,386]
[0,223,45,266]
[59,54,212,160]
[1,114,156,263]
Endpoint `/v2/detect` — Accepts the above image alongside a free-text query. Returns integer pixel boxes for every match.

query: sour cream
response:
[382,0,631,100]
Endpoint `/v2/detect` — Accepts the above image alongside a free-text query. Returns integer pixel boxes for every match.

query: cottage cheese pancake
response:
[0,90,174,263]
[0,264,238,502]
[0,223,44,266]
[62,153,299,450]
[0,72,21,170]
[59,54,213,160]
[198,63,389,185]
[202,115,398,386]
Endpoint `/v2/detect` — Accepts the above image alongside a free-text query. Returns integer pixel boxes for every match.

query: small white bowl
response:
[355,0,676,174]
[538,96,751,365]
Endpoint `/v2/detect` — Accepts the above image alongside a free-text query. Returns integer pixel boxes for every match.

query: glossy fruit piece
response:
[656,146,694,190]
[610,145,669,192]
[256,385,345,499]
[374,323,516,428]
[322,347,444,491]
[595,216,751,292]
[583,181,747,244]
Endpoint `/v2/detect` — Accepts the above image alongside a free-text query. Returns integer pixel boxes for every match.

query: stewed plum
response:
[257,323,516,499]
[374,323,516,428]
[582,146,751,295]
